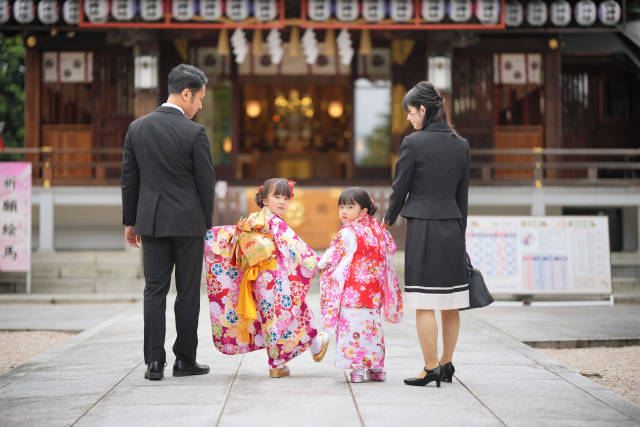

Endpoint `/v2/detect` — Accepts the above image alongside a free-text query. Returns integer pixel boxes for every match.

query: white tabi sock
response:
[310,333,323,354]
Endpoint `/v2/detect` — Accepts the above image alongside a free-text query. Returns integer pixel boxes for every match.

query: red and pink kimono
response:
[319,214,403,370]
[204,207,321,369]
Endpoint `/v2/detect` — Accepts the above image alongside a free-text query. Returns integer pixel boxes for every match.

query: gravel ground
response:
[0,331,75,375]
[542,346,640,406]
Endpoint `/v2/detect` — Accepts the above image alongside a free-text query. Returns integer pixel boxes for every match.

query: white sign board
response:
[0,162,31,273]
[466,216,611,294]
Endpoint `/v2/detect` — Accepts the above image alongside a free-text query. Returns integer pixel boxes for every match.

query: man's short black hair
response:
[168,64,208,95]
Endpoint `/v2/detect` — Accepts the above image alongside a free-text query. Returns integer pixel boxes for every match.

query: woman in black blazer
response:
[383,81,470,387]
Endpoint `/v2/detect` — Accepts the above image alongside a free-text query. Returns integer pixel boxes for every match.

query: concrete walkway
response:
[1,297,639,426]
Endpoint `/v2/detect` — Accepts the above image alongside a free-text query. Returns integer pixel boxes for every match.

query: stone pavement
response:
[1,297,639,427]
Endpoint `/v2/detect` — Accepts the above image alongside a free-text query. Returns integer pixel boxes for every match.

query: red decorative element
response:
[258,185,263,193]
[287,180,295,198]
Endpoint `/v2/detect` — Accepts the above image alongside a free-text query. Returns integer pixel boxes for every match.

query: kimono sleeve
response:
[320,227,357,332]
[382,229,403,323]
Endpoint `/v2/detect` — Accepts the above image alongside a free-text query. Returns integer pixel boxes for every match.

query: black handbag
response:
[460,252,494,310]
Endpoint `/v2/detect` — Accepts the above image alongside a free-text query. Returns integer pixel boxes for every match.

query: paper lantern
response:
[362,0,385,21]
[308,0,331,21]
[476,0,500,24]
[598,0,620,25]
[37,0,59,23]
[550,0,571,26]
[225,0,248,20]
[391,0,413,21]
[172,0,195,20]
[428,56,451,92]
[62,0,77,23]
[449,0,472,22]
[336,0,358,21]
[0,0,10,24]
[140,0,162,20]
[421,0,445,22]
[84,0,108,22]
[198,0,220,20]
[505,0,523,26]
[13,0,35,23]
[526,0,547,26]
[254,0,276,21]
[134,55,158,89]
[575,0,597,25]
[111,0,134,20]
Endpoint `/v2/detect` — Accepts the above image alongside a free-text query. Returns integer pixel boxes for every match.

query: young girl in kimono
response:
[319,187,403,383]
[204,178,329,378]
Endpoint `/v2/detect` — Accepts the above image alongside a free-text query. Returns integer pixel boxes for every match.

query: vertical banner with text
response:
[0,163,32,272]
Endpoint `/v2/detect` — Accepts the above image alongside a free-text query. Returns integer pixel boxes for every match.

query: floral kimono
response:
[319,214,403,370]
[204,207,320,368]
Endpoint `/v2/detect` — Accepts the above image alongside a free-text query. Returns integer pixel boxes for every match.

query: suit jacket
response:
[384,122,470,229]
[121,106,216,237]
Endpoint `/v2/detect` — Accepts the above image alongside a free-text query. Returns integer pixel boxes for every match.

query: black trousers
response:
[142,236,204,365]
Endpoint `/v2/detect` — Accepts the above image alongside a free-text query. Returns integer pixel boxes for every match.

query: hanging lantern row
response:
[301,0,621,28]
[0,0,286,27]
[0,0,621,27]
[505,0,621,27]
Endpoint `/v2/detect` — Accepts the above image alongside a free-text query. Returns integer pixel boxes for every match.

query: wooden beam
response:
[25,48,41,181]
[544,49,562,177]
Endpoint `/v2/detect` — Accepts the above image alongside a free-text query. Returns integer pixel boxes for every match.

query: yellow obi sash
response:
[228,209,277,344]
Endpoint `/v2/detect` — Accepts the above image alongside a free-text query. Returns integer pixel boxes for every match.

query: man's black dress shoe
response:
[145,361,165,380]
[173,360,210,377]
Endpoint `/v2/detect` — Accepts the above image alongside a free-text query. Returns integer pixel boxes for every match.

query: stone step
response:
[31,250,141,265]
[612,276,640,293]
[29,264,142,279]
[613,292,640,304]
[10,278,146,294]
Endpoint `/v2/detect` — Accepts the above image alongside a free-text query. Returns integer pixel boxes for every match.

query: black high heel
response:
[441,362,455,383]
[404,366,442,387]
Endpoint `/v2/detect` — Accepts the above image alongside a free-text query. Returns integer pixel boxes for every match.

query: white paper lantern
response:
[575,0,596,25]
[0,0,10,24]
[390,0,413,21]
[37,0,59,23]
[550,0,571,26]
[362,0,385,21]
[84,0,108,22]
[198,0,221,20]
[62,0,78,23]
[308,0,331,21]
[336,0,358,21]
[449,0,472,22]
[13,0,35,23]
[253,0,275,21]
[111,0,134,20]
[140,0,162,20]
[225,0,248,20]
[421,0,445,22]
[505,0,523,26]
[134,55,158,90]
[598,0,620,25]
[172,0,194,20]
[476,0,500,23]
[526,0,547,26]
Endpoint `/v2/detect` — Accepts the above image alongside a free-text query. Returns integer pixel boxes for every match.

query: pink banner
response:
[0,162,32,272]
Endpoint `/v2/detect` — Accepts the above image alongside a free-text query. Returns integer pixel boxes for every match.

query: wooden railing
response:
[1,147,639,186]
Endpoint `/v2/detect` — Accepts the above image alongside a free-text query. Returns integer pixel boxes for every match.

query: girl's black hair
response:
[402,80,455,132]
[255,177,292,208]
[338,187,378,216]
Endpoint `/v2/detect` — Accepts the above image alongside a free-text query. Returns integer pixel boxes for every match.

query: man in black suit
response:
[121,64,216,381]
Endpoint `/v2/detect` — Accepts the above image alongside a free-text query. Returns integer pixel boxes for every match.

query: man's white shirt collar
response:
[161,102,185,115]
